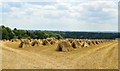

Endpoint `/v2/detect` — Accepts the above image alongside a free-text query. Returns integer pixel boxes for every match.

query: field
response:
[0,39,118,69]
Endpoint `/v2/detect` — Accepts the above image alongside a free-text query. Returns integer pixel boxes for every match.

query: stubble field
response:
[0,39,118,69]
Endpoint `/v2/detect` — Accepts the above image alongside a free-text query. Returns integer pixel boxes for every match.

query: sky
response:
[0,0,119,32]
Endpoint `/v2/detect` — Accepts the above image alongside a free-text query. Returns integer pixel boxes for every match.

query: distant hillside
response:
[1,25,119,40]
[53,31,119,39]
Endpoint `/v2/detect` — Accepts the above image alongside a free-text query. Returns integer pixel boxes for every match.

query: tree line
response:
[1,25,63,40]
[56,31,119,39]
[0,25,119,40]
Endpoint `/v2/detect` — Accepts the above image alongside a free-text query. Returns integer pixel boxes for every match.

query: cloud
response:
[1,1,118,32]
[0,2,2,6]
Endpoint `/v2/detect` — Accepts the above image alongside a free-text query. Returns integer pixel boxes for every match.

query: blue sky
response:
[0,0,119,32]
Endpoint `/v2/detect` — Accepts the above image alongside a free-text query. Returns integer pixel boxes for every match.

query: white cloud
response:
[2,1,118,32]
[44,5,56,10]
[0,2,2,6]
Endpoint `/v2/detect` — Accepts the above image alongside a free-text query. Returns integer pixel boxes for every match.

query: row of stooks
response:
[2,38,113,52]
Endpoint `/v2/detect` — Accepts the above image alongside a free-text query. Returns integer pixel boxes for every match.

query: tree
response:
[1,25,118,40]
[56,34,63,39]
[2,28,9,39]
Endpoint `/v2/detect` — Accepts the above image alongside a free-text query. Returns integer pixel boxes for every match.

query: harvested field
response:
[1,39,118,69]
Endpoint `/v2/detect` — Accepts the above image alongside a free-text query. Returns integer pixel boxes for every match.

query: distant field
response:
[1,39,118,69]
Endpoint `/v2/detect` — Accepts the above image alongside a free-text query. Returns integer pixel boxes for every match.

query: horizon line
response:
[12,29,119,33]
[1,25,119,33]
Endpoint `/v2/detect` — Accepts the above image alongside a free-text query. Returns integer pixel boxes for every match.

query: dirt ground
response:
[0,40,118,69]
